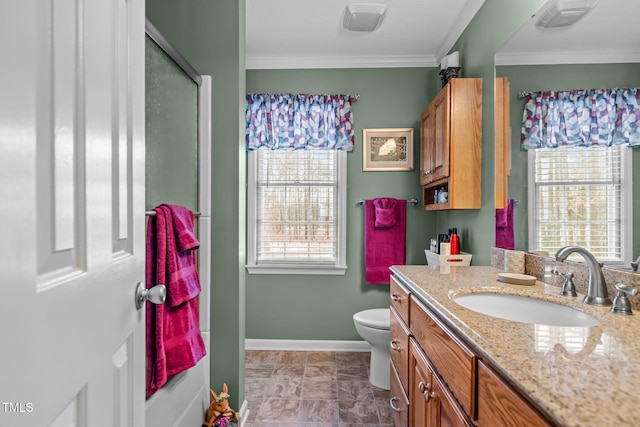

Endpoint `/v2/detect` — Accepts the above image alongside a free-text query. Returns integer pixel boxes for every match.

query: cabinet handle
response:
[389,397,402,413]
[390,340,401,352]
[418,381,431,394]
[423,169,432,176]
[429,391,437,401]
[391,293,402,301]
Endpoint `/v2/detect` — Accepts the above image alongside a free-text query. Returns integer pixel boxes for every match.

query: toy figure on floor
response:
[203,384,239,427]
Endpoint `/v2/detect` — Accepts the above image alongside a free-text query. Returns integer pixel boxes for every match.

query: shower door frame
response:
[144,19,213,427]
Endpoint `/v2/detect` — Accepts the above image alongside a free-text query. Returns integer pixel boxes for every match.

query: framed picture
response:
[362,128,414,171]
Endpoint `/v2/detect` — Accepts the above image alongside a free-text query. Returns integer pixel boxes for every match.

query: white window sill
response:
[246,265,348,275]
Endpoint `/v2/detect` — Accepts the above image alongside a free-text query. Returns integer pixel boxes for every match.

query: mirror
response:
[494,0,640,270]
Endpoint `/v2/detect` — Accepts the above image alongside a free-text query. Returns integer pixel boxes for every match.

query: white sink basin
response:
[453,293,599,327]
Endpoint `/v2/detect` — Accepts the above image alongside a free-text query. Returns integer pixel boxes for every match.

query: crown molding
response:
[495,50,640,66]
[245,54,438,70]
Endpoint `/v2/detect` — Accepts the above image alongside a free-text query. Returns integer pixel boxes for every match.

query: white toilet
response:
[353,308,390,390]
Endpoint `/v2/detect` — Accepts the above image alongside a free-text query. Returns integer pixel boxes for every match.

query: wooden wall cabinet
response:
[420,78,482,210]
[390,275,553,427]
[495,77,511,209]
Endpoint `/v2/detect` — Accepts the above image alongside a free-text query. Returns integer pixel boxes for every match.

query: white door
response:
[0,0,146,426]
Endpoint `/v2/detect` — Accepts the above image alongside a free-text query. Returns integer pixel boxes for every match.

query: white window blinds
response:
[529,145,631,264]
[256,148,336,263]
[246,148,347,274]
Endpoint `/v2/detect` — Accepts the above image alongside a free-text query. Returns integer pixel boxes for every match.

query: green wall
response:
[441,0,546,265]
[245,0,545,340]
[497,63,640,255]
[146,0,246,409]
[245,68,439,341]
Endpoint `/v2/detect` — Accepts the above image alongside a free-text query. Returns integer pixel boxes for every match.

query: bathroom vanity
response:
[389,265,640,426]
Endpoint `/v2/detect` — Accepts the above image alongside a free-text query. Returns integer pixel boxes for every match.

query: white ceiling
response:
[245,0,485,69]
[496,0,640,65]
[246,0,640,70]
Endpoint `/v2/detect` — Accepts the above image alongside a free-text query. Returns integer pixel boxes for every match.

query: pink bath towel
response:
[146,205,206,397]
[163,204,201,307]
[495,198,515,250]
[365,198,406,284]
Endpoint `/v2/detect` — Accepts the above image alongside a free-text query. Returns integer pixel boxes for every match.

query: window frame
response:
[245,148,348,275]
[527,145,633,267]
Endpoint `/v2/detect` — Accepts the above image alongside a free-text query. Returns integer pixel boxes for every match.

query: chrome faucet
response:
[630,255,640,272]
[555,246,611,306]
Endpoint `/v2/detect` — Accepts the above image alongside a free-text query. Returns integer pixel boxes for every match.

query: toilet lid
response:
[353,308,390,330]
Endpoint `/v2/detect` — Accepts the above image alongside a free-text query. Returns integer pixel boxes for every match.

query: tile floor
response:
[243,350,394,427]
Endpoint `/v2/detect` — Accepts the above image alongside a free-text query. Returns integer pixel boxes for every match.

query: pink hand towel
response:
[495,198,515,250]
[365,198,406,284]
[146,205,206,398]
[161,204,201,307]
[374,198,397,228]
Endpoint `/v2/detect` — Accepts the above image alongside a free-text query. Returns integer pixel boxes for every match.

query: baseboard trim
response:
[245,339,371,352]
[237,399,249,427]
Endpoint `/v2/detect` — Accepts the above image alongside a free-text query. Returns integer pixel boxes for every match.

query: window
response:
[246,148,347,274]
[528,145,632,266]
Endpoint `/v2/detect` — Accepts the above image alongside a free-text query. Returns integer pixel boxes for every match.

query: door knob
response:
[135,281,166,310]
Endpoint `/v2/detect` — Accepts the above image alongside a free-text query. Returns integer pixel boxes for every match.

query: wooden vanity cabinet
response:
[390,356,410,426]
[390,274,554,427]
[390,276,411,424]
[410,296,477,420]
[391,306,410,391]
[409,338,431,426]
[419,78,482,210]
[390,275,410,325]
[410,338,473,427]
[477,360,552,427]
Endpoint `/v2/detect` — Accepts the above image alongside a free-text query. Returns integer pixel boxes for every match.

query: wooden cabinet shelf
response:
[420,78,482,210]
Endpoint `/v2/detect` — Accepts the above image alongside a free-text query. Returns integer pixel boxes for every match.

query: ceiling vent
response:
[536,0,598,28]
[342,3,387,32]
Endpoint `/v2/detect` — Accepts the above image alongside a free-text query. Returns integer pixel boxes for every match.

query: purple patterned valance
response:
[245,93,354,151]
[521,88,640,149]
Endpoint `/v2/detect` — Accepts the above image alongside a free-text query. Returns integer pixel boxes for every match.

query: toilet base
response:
[368,346,390,390]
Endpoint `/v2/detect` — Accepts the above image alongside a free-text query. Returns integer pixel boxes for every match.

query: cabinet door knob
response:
[391,293,402,301]
[390,340,401,352]
[424,169,432,176]
[418,381,431,394]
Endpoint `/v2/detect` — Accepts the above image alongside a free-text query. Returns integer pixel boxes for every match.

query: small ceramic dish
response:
[497,272,537,286]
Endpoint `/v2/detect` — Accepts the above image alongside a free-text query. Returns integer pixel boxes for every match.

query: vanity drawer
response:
[390,275,410,325]
[390,305,410,393]
[390,361,409,427]
[477,360,552,427]
[410,296,477,418]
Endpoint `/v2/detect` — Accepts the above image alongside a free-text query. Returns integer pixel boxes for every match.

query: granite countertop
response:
[390,264,640,427]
